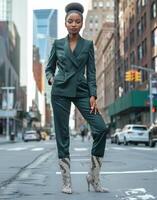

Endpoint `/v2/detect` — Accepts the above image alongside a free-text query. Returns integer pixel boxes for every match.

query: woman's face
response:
[65,13,83,35]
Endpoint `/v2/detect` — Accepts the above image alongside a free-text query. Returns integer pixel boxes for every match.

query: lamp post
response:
[1,86,15,140]
[131,65,155,125]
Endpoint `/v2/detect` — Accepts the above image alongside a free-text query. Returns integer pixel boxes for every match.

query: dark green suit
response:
[45,35,107,158]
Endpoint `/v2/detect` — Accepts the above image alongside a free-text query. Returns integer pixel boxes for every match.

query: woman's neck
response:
[68,33,80,41]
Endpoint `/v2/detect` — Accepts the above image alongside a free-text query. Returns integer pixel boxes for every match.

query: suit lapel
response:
[64,35,85,69]
[73,35,85,58]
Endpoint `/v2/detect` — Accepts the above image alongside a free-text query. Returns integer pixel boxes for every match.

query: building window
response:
[124,37,128,52]
[95,15,98,23]
[141,13,147,32]
[142,65,148,82]
[151,2,157,19]
[129,15,134,26]
[152,28,157,47]
[130,51,135,64]
[136,0,141,14]
[124,58,128,70]
[89,22,93,31]
[137,21,142,36]
[93,2,97,8]
[141,0,147,7]
[106,2,110,8]
[142,38,147,57]
[95,22,98,31]
[89,16,93,23]
[138,44,143,60]
[99,1,103,8]
[152,57,157,72]
[130,29,135,46]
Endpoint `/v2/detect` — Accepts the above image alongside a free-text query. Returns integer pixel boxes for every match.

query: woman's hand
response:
[90,96,99,114]
[48,76,54,85]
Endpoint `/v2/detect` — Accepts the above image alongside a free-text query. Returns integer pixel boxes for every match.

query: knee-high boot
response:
[58,158,72,194]
[86,155,109,192]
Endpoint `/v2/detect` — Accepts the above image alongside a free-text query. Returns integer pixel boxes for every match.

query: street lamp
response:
[131,64,156,125]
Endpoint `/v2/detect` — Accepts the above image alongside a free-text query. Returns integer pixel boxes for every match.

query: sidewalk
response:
[0,136,21,145]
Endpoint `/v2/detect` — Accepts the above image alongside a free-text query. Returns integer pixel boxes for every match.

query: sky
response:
[30,0,91,38]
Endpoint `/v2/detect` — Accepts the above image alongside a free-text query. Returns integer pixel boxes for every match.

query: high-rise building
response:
[108,0,157,128]
[83,0,114,41]
[12,0,29,88]
[33,9,58,127]
[33,9,57,63]
[0,0,12,21]
[95,22,114,123]
[12,0,37,113]
[0,21,21,136]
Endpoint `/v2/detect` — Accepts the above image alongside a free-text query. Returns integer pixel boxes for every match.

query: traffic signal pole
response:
[131,65,155,125]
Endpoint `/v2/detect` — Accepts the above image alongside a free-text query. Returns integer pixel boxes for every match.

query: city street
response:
[0,137,157,200]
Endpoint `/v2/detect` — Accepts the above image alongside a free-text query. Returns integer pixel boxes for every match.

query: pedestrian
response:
[45,2,108,194]
[80,124,86,142]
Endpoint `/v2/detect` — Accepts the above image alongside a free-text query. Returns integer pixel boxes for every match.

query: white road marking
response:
[111,147,127,150]
[74,148,88,151]
[56,169,157,175]
[31,148,44,151]
[71,158,90,161]
[125,188,146,195]
[137,194,156,199]
[123,188,156,200]
[7,147,29,151]
[131,147,156,151]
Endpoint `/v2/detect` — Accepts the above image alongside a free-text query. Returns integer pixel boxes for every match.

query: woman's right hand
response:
[48,76,54,85]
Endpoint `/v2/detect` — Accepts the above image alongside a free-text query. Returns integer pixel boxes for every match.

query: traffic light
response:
[125,70,142,82]
[135,71,142,82]
[152,107,157,113]
[125,71,132,81]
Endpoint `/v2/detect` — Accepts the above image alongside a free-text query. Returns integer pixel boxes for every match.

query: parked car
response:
[148,124,157,147]
[23,130,41,142]
[122,124,149,146]
[116,131,124,145]
[111,128,122,144]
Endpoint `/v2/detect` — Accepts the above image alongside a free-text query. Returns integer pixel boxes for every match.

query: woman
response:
[45,2,108,194]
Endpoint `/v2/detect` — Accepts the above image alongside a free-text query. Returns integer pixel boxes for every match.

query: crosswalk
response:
[0,143,156,152]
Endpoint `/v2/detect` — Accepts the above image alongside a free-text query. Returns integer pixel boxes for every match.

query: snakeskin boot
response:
[86,155,109,192]
[58,158,72,194]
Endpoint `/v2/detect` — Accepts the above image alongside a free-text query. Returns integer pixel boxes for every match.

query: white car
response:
[23,130,41,142]
[111,128,122,144]
[116,131,125,145]
[122,124,149,146]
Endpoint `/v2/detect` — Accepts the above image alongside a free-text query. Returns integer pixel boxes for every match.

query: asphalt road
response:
[0,136,157,200]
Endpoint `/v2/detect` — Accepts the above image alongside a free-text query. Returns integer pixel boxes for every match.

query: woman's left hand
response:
[90,96,99,114]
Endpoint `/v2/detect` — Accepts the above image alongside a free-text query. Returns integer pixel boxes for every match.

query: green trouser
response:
[51,95,107,159]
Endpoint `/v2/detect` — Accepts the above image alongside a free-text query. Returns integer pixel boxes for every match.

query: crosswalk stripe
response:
[74,148,88,151]
[31,148,44,151]
[7,147,28,151]
[56,168,157,175]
